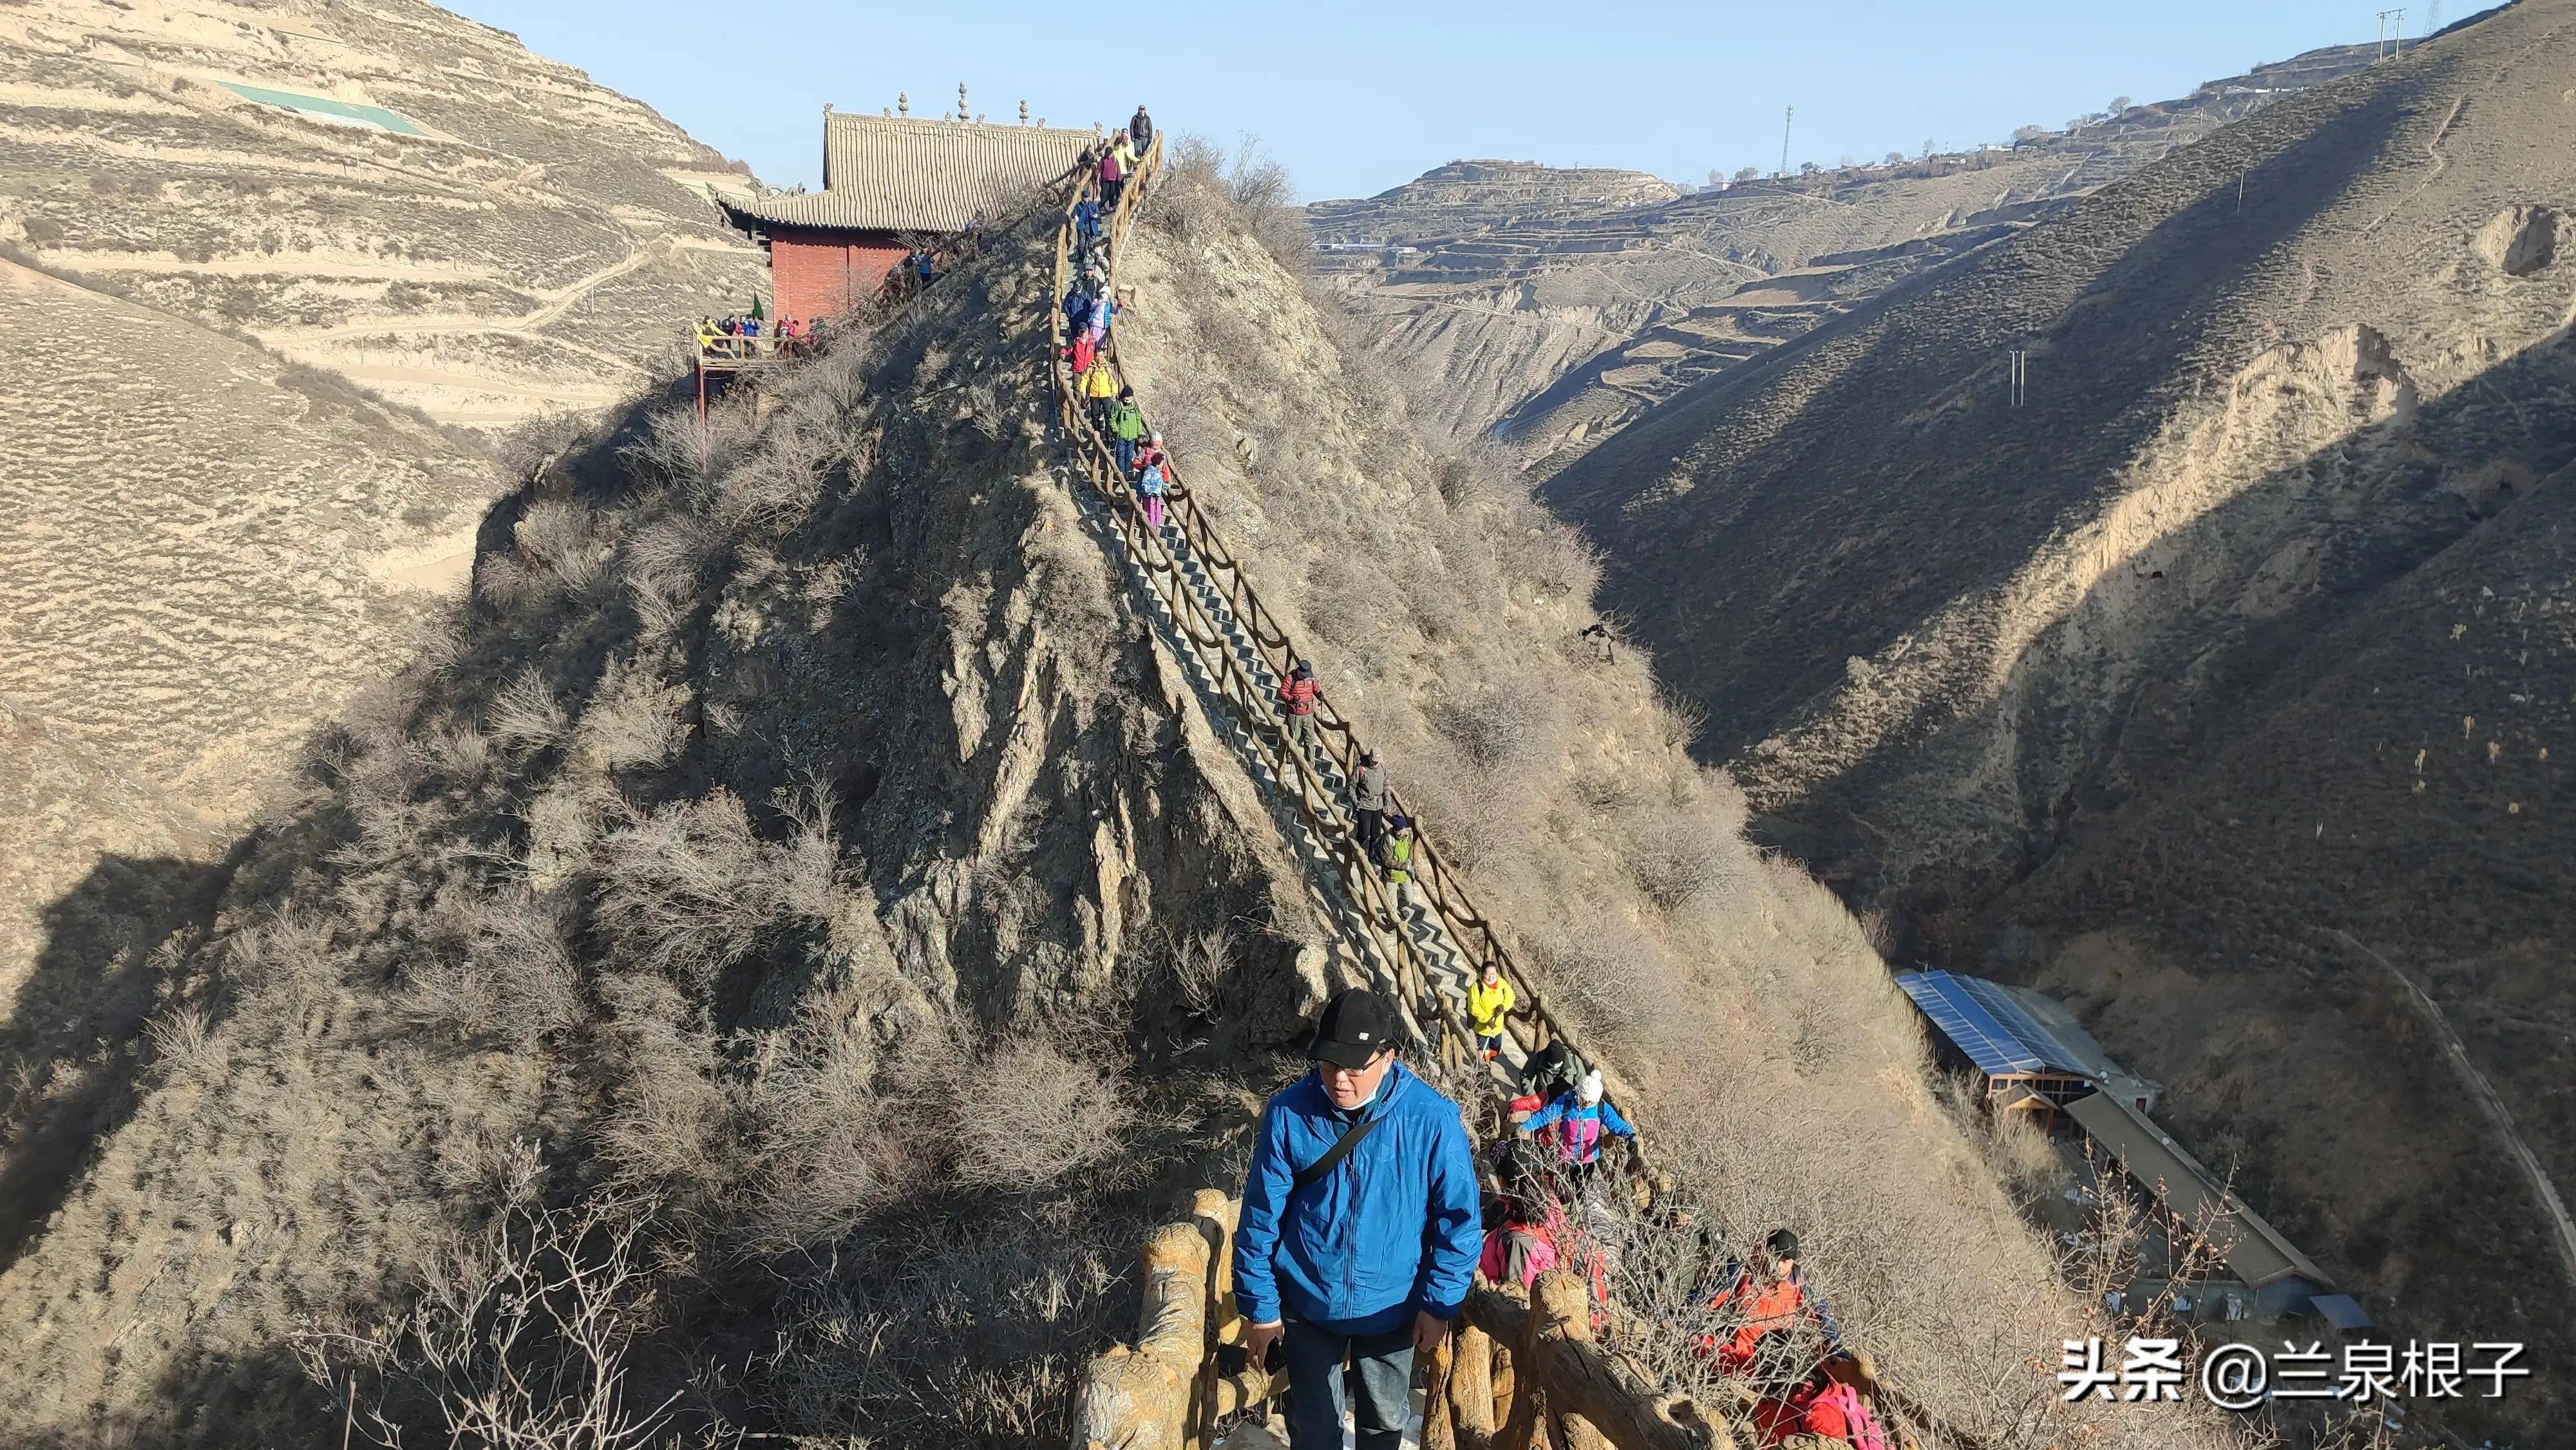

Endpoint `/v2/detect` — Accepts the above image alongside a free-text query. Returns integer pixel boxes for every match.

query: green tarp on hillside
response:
[219,82,426,137]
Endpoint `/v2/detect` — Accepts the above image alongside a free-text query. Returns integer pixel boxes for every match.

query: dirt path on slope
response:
[2323,927,2576,1290]
[291,234,755,346]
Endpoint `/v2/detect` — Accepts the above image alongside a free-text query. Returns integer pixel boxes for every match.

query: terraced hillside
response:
[0,0,766,426]
[0,0,766,1262]
[1314,43,2380,467]
[1546,2,2576,1435]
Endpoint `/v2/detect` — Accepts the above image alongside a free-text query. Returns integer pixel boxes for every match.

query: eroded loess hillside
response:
[1546,2,2576,1435]
[0,0,766,426]
[3,155,2244,1447]
[0,0,766,1266]
[1314,44,2382,469]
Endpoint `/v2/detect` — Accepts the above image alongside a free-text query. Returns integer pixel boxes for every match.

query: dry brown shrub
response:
[593,972,732,1200]
[486,667,567,753]
[400,887,582,1046]
[757,1209,1138,1445]
[296,1188,678,1450]
[573,660,692,774]
[513,498,613,596]
[714,416,829,532]
[591,787,840,988]
[1148,131,1309,273]
[1621,796,1759,916]
[935,1037,1132,1192]
[1431,679,1563,773]
[734,1023,911,1253]
[142,1005,220,1081]
[224,909,341,1022]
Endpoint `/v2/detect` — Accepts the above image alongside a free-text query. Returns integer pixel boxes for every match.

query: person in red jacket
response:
[1278,660,1321,760]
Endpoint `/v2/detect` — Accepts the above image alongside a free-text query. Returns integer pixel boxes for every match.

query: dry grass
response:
[936,1037,1135,1193]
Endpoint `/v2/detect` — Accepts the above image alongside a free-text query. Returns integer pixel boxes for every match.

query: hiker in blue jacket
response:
[1073,194,1102,243]
[1236,988,1481,1450]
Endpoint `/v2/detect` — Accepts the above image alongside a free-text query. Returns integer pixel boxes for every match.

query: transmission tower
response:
[1779,105,1794,178]
[2376,8,2406,59]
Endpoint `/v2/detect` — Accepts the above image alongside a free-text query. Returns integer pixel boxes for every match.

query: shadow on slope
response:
[1543,60,2433,746]
[0,852,232,1268]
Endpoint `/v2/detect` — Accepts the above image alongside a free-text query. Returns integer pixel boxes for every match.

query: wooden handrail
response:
[1047,130,1651,1112]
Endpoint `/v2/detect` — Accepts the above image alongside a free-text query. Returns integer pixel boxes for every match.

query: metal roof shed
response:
[1896,970,2097,1116]
[2066,1090,2331,1294]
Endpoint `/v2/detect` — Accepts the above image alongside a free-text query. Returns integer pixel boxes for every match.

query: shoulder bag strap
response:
[1293,1113,1385,1191]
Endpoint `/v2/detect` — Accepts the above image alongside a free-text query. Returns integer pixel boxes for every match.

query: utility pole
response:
[1779,105,1794,178]
[2009,350,2027,409]
[2376,8,2406,59]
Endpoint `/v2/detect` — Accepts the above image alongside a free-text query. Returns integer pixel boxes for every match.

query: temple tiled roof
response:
[721,113,1096,233]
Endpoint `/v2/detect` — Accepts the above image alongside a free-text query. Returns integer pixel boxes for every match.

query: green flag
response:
[749,294,765,320]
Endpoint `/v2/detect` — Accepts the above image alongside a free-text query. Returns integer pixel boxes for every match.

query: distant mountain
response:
[1544,3,2575,1435]
[1312,42,2382,467]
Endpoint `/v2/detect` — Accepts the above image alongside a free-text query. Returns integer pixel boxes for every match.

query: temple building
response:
[718,93,1096,319]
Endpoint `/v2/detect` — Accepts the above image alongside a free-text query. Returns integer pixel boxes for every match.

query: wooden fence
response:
[1048,126,1632,1105]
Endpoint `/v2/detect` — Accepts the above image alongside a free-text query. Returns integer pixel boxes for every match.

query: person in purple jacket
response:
[1236,988,1480,1449]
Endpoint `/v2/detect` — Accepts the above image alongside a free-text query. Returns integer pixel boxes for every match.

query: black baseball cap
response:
[1309,988,1398,1069]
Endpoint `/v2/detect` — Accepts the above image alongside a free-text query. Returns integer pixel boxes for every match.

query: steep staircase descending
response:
[1053,140,1993,1450]
[1045,141,1611,1104]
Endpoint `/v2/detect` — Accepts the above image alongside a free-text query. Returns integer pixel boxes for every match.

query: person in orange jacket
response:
[1700,1229,1842,1371]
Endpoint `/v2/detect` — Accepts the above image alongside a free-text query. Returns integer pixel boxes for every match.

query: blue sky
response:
[451,1,2447,203]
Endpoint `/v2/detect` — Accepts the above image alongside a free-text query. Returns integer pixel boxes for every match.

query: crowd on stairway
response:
[1058,104,1888,1450]
[1237,990,1880,1450]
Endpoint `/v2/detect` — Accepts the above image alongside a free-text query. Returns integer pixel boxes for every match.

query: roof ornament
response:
[896,91,908,117]
[1019,99,1028,126]
[957,81,969,124]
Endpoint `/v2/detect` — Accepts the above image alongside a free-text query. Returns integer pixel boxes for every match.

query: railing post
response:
[1425,1332,1459,1450]
[1451,1323,1499,1450]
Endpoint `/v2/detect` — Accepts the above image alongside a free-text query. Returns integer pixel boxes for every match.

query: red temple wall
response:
[767,228,909,318]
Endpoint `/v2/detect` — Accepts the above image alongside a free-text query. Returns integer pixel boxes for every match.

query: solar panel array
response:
[1895,970,2050,1075]
[1948,974,2096,1075]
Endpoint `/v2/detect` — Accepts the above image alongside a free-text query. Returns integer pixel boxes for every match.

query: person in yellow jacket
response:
[1081,354,1118,433]
[1466,962,1516,1062]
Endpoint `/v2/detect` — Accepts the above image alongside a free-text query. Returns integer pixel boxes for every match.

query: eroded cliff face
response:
[1546,3,2576,1425]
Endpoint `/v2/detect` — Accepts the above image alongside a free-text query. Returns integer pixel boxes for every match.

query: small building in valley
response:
[1895,968,2163,1120]
[717,103,1097,319]
[1898,968,2342,1321]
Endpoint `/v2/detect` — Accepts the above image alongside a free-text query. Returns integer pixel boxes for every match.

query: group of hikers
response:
[1238,989,1882,1449]
[694,308,822,361]
[1063,108,1175,531]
